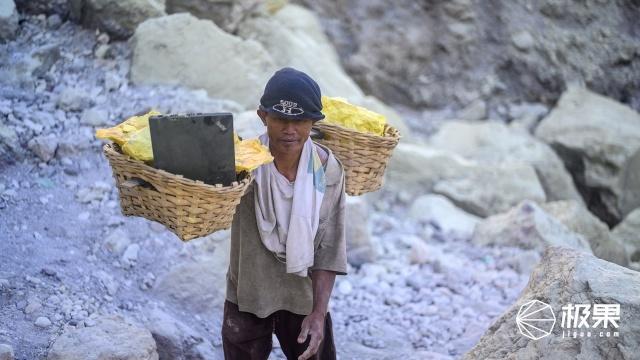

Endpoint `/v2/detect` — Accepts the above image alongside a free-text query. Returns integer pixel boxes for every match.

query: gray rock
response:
[30,44,61,77]
[433,163,545,217]
[386,143,546,217]
[75,181,111,204]
[503,250,540,275]
[511,30,535,51]
[80,108,109,126]
[80,0,166,39]
[408,194,480,236]
[408,238,431,265]
[139,272,155,290]
[458,99,486,121]
[154,241,229,314]
[94,270,119,296]
[103,228,132,254]
[24,299,42,314]
[611,208,640,269]
[104,72,122,91]
[428,120,583,203]
[27,134,59,162]
[0,44,60,92]
[131,13,275,109]
[56,128,94,157]
[464,246,640,360]
[0,0,18,42]
[238,4,364,105]
[507,102,548,133]
[337,280,353,295]
[47,14,62,29]
[0,344,14,360]
[47,315,159,360]
[472,201,593,264]
[94,44,110,59]
[0,124,19,153]
[57,87,92,111]
[148,222,165,233]
[542,200,628,267]
[34,316,51,328]
[535,86,640,225]
[121,243,140,268]
[142,306,208,360]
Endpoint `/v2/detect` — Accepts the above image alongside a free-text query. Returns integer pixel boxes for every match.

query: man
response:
[223,67,348,360]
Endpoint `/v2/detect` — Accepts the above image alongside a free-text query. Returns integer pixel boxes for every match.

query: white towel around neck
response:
[253,132,326,277]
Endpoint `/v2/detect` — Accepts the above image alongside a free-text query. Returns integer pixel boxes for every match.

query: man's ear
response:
[257,109,267,126]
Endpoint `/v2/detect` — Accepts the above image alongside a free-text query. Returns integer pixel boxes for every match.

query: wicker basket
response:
[312,121,400,196]
[103,143,253,241]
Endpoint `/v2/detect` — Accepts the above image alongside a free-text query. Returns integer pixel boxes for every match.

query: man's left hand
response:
[297,310,325,360]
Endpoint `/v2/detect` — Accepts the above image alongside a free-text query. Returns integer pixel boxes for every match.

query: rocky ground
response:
[0,15,536,360]
[2,2,640,359]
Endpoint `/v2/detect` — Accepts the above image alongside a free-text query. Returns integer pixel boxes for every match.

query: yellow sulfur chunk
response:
[321,96,386,136]
[97,111,273,173]
[95,110,161,146]
[235,138,274,172]
[121,126,153,162]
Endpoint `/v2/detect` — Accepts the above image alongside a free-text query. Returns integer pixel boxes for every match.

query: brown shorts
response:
[221,300,337,360]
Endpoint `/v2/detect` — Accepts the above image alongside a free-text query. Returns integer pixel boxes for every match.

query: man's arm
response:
[297,270,337,360]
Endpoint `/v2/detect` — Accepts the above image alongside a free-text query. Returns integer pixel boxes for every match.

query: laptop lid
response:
[149,113,236,186]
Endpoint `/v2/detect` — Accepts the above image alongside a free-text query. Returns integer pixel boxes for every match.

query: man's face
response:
[258,110,313,156]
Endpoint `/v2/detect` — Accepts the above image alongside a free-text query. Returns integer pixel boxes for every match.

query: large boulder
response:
[238,4,364,101]
[47,315,159,360]
[153,240,229,314]
[535,86,640,226]
[130,13,275,109]
[432,162,545,218]
[408,194,481,237]
[541,200,628,267]
[611,208,640,270]
[464,246,640,359]
[429,121,582,203]
[385,143,546,217]
[472,201,592,257]
[0,0,18,42]
[143,306,222,360]
[237,4,411,135]
[78,0,166,39]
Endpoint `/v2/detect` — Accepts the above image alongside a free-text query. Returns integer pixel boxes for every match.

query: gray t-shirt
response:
[225,142,348,318]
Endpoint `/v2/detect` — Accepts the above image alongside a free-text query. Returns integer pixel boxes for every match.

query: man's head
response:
[257,67,324,155]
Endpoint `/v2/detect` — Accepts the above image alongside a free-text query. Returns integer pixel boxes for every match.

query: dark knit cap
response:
[259,67,325,121]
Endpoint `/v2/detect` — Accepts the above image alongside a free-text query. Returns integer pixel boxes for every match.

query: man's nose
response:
[282,121,296,133]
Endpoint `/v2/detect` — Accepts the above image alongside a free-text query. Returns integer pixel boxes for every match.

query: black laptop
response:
[149,113,236,186]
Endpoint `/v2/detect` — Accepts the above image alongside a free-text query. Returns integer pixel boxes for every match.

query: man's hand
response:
[297,310,326,360]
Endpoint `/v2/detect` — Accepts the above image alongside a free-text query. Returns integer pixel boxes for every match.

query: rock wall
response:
[464,246,640,359]
[295,0,640,112]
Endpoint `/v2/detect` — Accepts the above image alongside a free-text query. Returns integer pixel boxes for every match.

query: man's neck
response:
[270,145,302,181]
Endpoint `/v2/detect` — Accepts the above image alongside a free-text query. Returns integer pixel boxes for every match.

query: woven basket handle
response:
[121,178,157,191]
[310,128,325,140]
